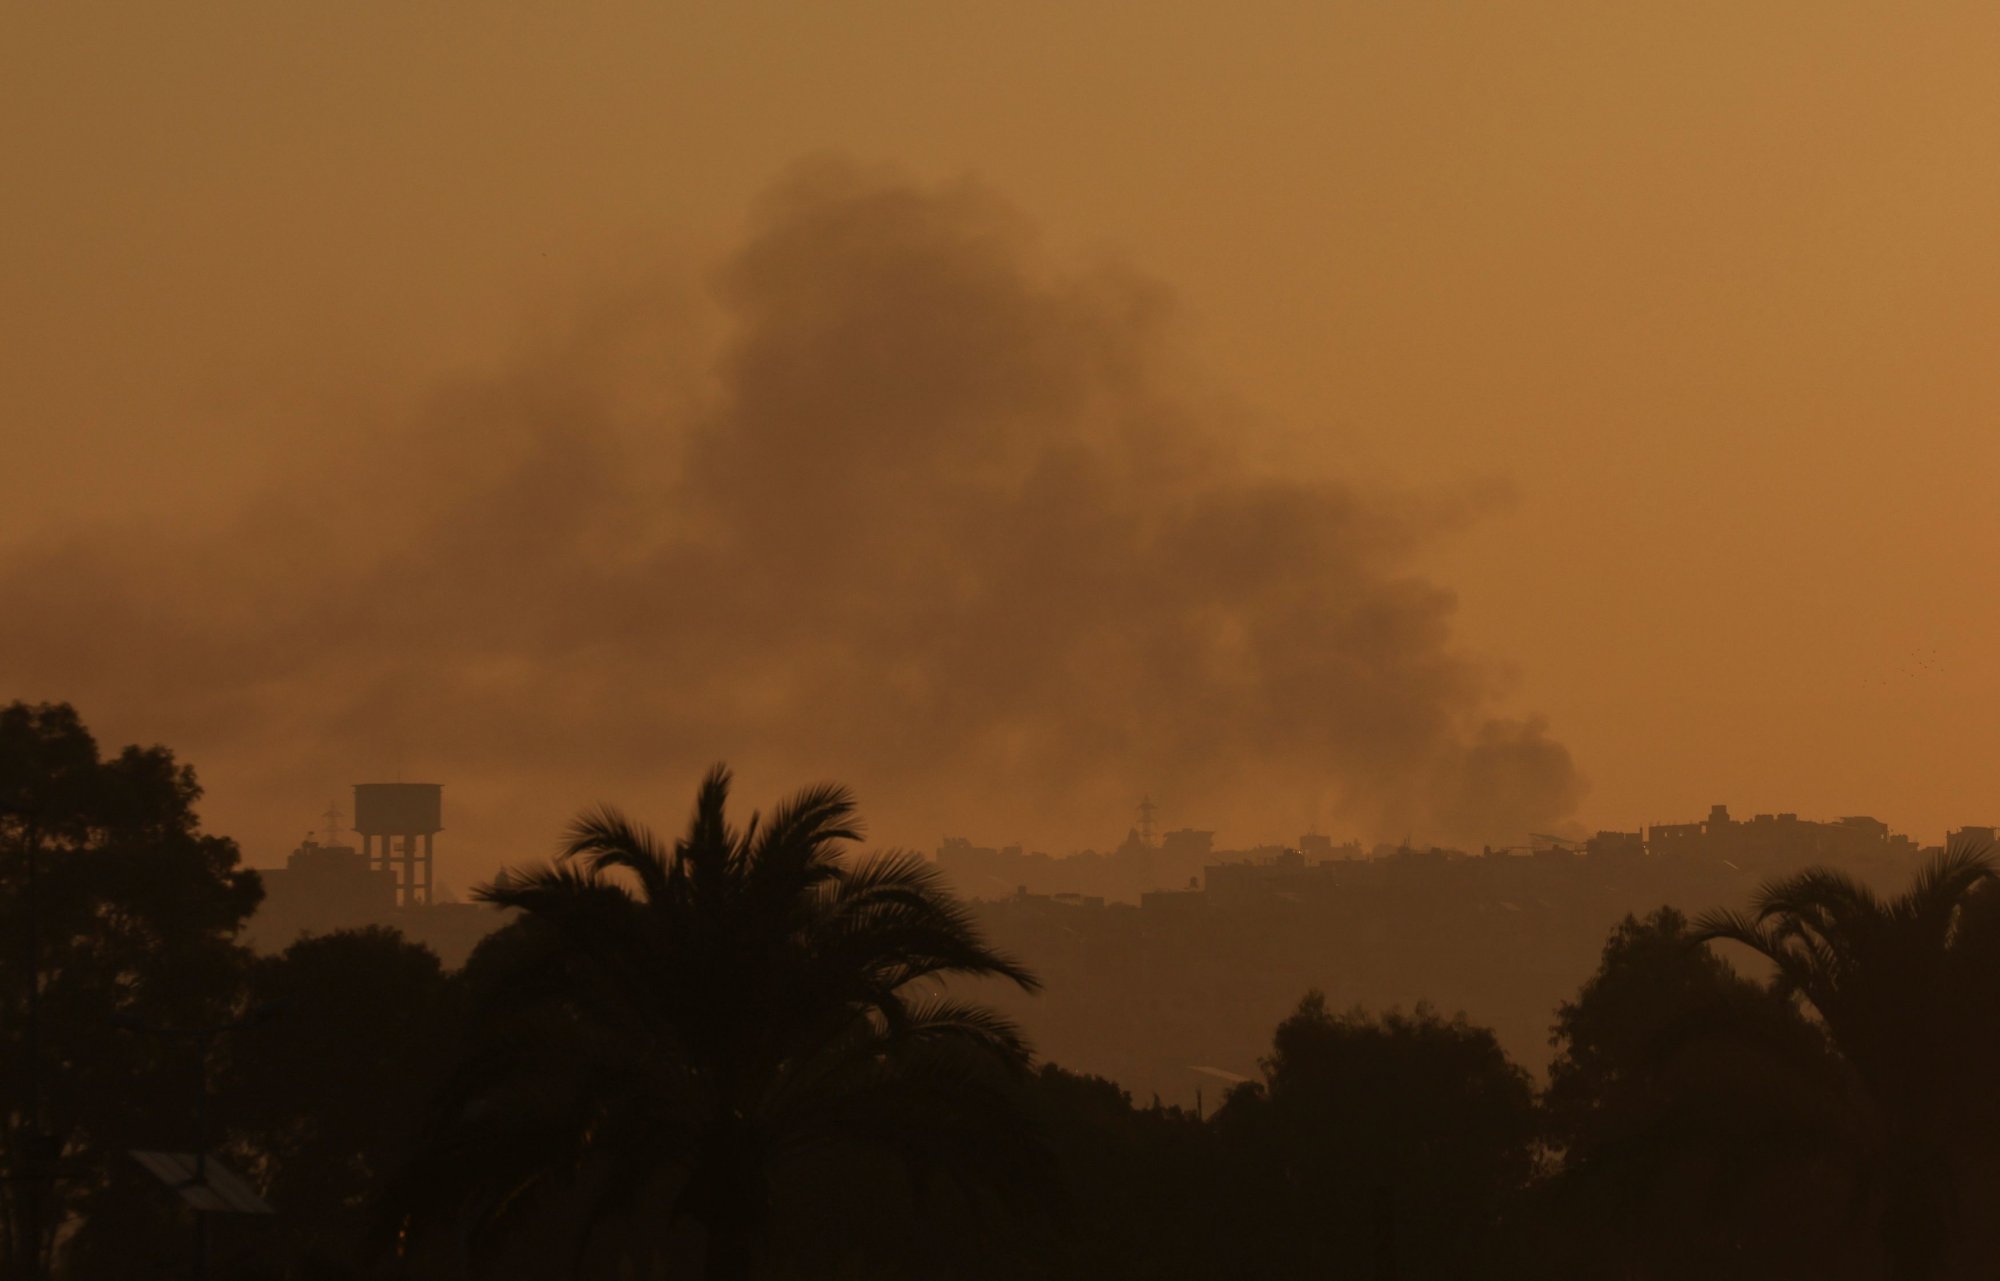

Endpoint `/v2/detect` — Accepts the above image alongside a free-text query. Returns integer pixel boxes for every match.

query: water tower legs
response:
[351,783,444,909]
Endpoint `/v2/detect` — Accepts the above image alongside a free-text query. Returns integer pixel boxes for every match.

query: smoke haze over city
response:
[1,160,1586,874]
[11,8,2000,1279]
[10,6,2000,881]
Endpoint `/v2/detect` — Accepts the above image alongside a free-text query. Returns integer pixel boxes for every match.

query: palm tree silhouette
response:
[402,765,1045,1280]
[1695,841,1998,1281]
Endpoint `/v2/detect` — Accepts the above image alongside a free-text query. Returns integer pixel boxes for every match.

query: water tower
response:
[353,783,442,907]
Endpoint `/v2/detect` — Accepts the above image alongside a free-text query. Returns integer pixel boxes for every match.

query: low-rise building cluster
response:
[943,803,1986,1107]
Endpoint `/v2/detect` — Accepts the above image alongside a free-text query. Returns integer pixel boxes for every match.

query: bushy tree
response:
[1537,907,1872,1279]
[1015,1066,1217,1281]
[1213,993,1537,1280]
[0,702,261,1279]
[219,927,463,1279]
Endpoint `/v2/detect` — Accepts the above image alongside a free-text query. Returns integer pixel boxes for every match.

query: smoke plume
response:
[0,161,1584,870]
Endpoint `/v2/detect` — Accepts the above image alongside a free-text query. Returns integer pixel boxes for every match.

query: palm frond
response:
[681,762,739,889]
[820,856,1040,992]
[742,803,857,939]
[768,781,862,842]
[475,860,618,911]
[1756,867,1881,930]
[898,997,1034,1064]
[1690,907,1772,955]
[561,804,674,904]
[839,847,942,891]
[1901,841,1996,934]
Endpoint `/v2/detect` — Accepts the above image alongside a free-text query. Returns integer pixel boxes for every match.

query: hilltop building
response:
[961,802,1976,1107]
[244,788,507,967]
[253,834,397,930]
[1646,804,1922,877]
[935,826,1226,902]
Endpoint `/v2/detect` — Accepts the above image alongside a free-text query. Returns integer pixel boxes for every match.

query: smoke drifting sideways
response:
[0,161,1584,868]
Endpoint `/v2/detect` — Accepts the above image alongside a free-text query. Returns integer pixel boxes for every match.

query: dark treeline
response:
[7,703,2000,1279]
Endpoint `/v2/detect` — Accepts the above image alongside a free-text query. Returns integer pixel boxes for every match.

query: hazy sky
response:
[7,4,1999,883]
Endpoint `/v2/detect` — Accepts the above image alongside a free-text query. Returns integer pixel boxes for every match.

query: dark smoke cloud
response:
[0,160,1583,869]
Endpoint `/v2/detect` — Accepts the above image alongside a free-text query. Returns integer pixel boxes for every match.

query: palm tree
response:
[398,765,1046,1280]
[1694,841,1999,1280]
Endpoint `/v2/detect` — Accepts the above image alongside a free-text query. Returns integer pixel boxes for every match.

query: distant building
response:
[1160,828,1215,861]
[1202,852,1310,902]
[251,836,397,937]
[1646,804,1921,877]
[1139,882,1205,914]
[245,822,508,969]
[1585,830,1644,860]
[1201,837,1370,902]
[934,826,1222,903]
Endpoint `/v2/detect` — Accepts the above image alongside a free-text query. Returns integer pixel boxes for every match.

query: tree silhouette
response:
[214,927,463,1278]
[396,765,1045,1280]
[1540,908,1872,1279]
[0,702,261,1280]
[1212,994,1537,1280]
[1695,842,2000,1281]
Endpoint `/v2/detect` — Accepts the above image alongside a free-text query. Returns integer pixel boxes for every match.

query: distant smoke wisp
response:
[0,161,1584,859]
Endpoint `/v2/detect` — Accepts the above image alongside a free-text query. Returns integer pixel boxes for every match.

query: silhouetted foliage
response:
[221,927,462,1279]
[1695,842,2000,1280]
[1535,907,1874,1279]
[23,703,2000,1281]
[1019,1066,1219,1280]
[1213,993,1538,1280]
[0,702,262,1279]
[393,766,1046,1280]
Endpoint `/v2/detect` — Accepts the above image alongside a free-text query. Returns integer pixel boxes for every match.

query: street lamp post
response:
[112,1003,283,1281]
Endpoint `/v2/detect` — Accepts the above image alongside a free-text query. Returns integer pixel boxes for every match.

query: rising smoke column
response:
[0,160,1584,863]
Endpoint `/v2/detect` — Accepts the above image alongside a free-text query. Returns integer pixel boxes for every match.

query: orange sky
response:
[6,4,1999,883]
